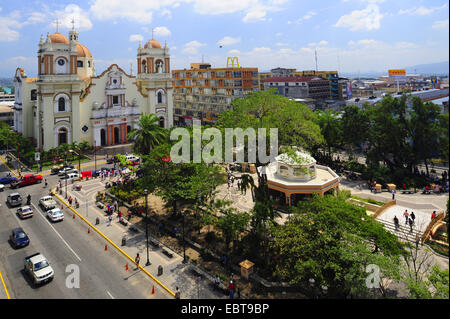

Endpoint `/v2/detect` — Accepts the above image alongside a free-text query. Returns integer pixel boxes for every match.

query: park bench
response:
[162,248,173,258]
[150,239,160,248]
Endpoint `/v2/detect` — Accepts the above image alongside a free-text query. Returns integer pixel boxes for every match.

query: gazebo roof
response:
[276,151,316,166]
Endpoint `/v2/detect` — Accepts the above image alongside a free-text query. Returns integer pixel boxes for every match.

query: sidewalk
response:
[57,178,227,299]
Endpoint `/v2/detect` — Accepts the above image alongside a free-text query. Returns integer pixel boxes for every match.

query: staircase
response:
[376,218,423,244]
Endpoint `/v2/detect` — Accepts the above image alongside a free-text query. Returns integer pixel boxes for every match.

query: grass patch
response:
[351,195,384,206]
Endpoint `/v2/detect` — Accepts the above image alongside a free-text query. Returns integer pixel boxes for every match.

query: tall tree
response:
[316,109,342,160]
[127,113,168,156]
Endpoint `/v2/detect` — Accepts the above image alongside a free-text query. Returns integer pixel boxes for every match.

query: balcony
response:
[91,105,140,119]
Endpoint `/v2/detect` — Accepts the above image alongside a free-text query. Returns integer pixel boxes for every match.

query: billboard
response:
[388,69,406,77]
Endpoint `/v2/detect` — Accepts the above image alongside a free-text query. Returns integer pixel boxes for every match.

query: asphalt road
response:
[0,160,172,299]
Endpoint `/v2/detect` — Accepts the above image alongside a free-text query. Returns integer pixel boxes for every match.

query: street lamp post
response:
[94,140,97,172]
[65,151,70,199]
[182,210,187,263]
[144,189,151,266]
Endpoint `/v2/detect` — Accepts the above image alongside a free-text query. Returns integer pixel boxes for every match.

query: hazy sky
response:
[0,0,448,77]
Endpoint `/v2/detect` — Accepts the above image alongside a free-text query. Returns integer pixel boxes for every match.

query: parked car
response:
[24,253,54,285]
[125,154,140,162]
[39,196,57,211]
[106,156,119,164]
[10,228,30,248]
[7,192,23,207]
[0,184,4,192]
[17,205,34,219]
[47,208,64,222]
[0,176,18,184]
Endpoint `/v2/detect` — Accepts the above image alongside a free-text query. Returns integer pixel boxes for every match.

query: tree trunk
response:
[424,159,429,176]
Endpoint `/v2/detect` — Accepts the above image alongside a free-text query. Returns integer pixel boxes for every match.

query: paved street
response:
[0,156,228,299]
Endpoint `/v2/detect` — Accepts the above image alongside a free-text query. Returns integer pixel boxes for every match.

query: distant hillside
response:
[0,78,13,87]
[404,61,449,75]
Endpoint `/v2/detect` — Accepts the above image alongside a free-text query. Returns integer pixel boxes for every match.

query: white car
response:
[59,173,80,181]
[47,208,64,222]
[58,167,74,176]
[39,196,57,211]
[0,184,4,191]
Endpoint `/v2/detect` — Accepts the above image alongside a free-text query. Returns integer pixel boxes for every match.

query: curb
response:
[51,188,175,298]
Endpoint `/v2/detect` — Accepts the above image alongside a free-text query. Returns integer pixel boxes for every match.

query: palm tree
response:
[239,173,255,200]
[127,113,168,156]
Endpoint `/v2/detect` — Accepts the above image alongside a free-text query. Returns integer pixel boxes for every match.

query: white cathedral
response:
[13,27,174,151]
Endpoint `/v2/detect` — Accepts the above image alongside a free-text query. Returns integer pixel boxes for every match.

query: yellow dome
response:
[144,39,162,49]
[49,32,70,44]
[76,43,92,57]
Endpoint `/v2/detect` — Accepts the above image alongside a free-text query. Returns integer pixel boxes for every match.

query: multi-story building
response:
[263,76,331,100]
[0,92,15,102]
[296,70,339,100]
[338,77,352,100]
[13,28,173,151]
[258,72,272,91]
[172,63,259,125]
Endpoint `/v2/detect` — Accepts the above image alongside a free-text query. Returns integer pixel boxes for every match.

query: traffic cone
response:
[88,228,90,234]
[73,214,75,219]
[152,285,155,294]
[61,205,64,210]
[125,263,129,271]
[105,244,108,251]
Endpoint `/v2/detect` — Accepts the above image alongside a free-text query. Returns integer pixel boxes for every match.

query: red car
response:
[10,174,43,188]
[128,160,139,166]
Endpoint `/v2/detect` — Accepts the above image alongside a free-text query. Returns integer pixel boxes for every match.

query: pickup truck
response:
[10,174,43,188]
[23,252,54,285]
[39,196,57,211]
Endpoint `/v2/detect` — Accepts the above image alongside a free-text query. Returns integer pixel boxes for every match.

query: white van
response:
[60,173,79,181]
[125,154,140,162]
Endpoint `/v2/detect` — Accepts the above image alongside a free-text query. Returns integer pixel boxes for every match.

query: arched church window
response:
[159,117,164,128]
[157,91,163,104]
[58,127,68,146]
[58,97,66,112]
[142,60,147,73]
[77,60,83,67]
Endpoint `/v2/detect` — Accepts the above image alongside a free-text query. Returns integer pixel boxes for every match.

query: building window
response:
[58,97,65,112]
[77,60,83,67]
[88,60,91,67]
[157,91,163,104]
[31,89,37,101]
[58,127,68,145]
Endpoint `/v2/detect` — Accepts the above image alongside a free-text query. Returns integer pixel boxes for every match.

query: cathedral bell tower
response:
[136,35,173,128]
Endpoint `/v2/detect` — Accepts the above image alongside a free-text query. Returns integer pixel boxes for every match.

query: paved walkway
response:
[58,177,228,299]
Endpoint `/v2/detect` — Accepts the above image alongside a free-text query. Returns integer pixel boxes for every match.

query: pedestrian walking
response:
[175,286,181,299]
[135,253,140,267]
[215,275,221,291]
[431,211,436,220]
[391,189,395,200]
[114,200,118,212]
[228,281,235,299]
[44,179,48,188]
[408,218,414,232]
[393,216,399,231]
[410,211,415,224]
[403,209,409,225]
[108,214,112,226]
[68,196,73,206]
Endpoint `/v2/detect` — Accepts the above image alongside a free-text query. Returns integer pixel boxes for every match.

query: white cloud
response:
[395,42,418,49]
[398,4,447,16]
[182,40,207,55]
[217,36,241,47]
[161,9,172,19]
[288,10,316,24]
[334,4,383,31]
[0,10,22,42]
[54,4,93,31]
[276,42,288,46]
[242,8,267,22]
[193,0,258,15]
[308,40,328,47]
[154,26,171,37]
[228,49,241,55]
[432,19,449,29]
[129,34,144,42]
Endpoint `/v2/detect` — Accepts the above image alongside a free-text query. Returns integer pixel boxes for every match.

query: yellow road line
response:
[51,189,175,298]
[0,156,19,178]
[0,269,11,299]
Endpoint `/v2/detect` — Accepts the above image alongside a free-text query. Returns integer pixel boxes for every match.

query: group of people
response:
[393,209,416,232]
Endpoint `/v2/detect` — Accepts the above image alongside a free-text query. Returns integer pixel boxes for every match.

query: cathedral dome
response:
[77,43,92,57]
[144,39,162,49]
[49,32,70,44]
